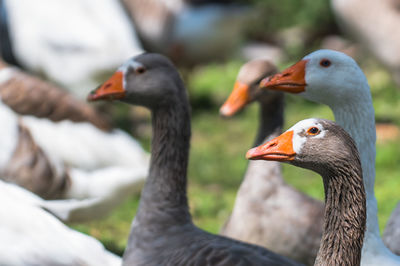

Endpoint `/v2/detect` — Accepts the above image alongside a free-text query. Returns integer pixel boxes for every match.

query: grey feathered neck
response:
[135,88,192,227]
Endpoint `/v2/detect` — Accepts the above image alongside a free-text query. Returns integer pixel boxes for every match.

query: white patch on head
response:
[286,118,327,154]
[0,67,16,85]
[117,59,144,89]
[118,59,144,73]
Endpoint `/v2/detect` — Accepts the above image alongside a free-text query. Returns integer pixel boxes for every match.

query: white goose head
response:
[260,49,370,107]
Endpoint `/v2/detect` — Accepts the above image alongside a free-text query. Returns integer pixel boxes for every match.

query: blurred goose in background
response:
[331,0,400,86]
[88,53,302,266]
[1,0,143,99]
[0,59,110,130]
[219,59,323,265]
[247,118,367,266]
[0,179,121,266]
[122,0,248,65]
[260,49,400,265]
[384,203,400,255]
[0,59,149,222]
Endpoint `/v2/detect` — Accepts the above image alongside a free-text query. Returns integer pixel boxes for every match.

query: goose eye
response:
[319,59,331,68]
[307,127,320,135]
[136,67,146,74]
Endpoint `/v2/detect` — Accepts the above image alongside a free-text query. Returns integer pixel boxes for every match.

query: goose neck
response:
[331,97,376,197]
[254,94,284,146]
[136,96,192,226]
[315,163,366,266]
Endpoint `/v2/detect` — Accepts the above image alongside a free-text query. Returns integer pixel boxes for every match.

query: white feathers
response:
[0,99,149,222]
[287,118,326,154]
[22,117,148,170]
[119,60,145,75]
[0,180,121,266]
[0,67,16,85]
[4,0,144,99]
[118,59,145,89]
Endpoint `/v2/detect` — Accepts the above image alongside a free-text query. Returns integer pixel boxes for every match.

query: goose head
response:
[246,118,359,176]
[87,53,185,108]
[259,49,370,107]
[220,59,279,116]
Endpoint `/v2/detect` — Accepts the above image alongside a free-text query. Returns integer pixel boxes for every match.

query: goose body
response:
[219,59,323,265]
[384,203,400,255]
[247,118,366,266]
[88,53,302,266]
[3,0,143,99]
[260,49,400,265]
[0,179,121,266]
[122,0,247,64]
[0,60,149,222]
[331,0,400,85]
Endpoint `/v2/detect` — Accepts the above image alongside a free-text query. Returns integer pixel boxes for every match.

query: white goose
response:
[0,179,121,265]
[0,59,149,222]
[3,0,143,99]
[331,0,400,86]
[260,49,400,265]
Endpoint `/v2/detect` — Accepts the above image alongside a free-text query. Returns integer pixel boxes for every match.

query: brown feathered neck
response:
[314,158,366,266]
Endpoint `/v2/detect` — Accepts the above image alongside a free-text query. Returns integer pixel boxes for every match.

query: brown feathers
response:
[0,60,110,131]
[1,122,71,199]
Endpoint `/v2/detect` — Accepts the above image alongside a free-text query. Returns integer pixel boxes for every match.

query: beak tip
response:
[87,89,102,102]
[259,77,270,88]
[246,149,256,160]
[219,105,232,117]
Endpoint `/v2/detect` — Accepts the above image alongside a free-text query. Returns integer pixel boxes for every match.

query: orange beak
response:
[246,130,296,161]
[87,71,126,101]
[259,59,308,93]
[220,81,250,116]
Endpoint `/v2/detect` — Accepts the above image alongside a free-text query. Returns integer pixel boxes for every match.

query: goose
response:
[219,59,323,265]
[247,118,366,266]
[122,0,247,64]
[331,0,400,86]
[259,49,400,265]
[3,0,143,99]
[0,59,110,130]
[0,179,121,266]
[0,59,149,222]
[384,203,400,255]
[88,53,301,266]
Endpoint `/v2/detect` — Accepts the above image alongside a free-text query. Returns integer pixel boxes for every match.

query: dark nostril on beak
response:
[282,73,290,77]
[267,142,277,149]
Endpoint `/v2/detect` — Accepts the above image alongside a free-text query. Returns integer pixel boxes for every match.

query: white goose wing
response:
[0,181,121,266]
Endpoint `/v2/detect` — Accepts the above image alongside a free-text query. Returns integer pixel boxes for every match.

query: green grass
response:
[72,59,400,255]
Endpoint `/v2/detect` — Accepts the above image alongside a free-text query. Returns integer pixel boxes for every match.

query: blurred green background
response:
[71,0,400,256]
